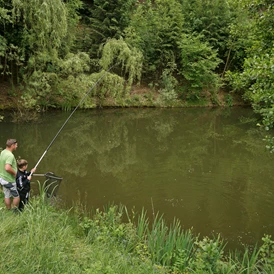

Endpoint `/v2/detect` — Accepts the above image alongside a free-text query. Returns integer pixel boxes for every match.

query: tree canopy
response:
[0,0,273,132]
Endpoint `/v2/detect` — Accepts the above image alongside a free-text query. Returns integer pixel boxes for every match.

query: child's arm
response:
[27,167,36,180]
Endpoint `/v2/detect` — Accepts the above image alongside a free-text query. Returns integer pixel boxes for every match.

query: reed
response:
[136,208,150,240]
[239,247,261,273]
[135,209,196,271]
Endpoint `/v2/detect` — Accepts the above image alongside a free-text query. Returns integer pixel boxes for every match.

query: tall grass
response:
[106,206,274,273]
[0,190,160,274]
[135,210,195,270]
[0,187,274,273]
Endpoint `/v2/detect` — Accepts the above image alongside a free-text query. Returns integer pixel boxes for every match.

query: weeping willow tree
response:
[2,0,85,112]
[93,38,143,102]
[1,0,81,83]
[12,0,68,71]
[100,38,143,86]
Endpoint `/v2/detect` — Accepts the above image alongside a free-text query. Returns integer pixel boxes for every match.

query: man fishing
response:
[0,139,20,210]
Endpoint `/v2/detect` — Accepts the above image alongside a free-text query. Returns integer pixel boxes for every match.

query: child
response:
[16,159,36,211]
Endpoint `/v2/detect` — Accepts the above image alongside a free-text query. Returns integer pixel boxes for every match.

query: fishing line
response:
[31,64,116,174]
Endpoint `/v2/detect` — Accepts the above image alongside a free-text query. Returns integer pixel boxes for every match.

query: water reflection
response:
[1,107,274,251]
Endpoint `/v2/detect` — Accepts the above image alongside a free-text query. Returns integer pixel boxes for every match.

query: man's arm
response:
[5,164,16,177]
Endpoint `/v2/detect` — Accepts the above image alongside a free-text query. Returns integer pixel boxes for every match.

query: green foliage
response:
[0,0,81,84]
[1,0,273,111]
[62,0,82,55]
[23,70,59,108]
[264,135,274,153]
[125,0,184,76]
[181,0,232,61]
[12,0,68,53]
[85,205,274,273]
[225,94,233,107]
[80,204,137,248]
[19,52,94,110]
[57,74,96,110]
[0,2,12,24]
[157,66,178,104]
[59,52,90,77]
[178,33,221,94]
[0,1,12,74]
[52,52,92,109]
[228,52,274,130]
[227,0,274,133]
[188,236,225,273]
[235,247,261,273]
[1,187,274,273]
[125,0,221,102]
[244,53,274,129]
[0,36,7,67]
[134,209,196,272]
[259,235,274,268]
[91,70,125,105]
[99,38,143,87]
[0,198,159,273]
[78,0,137,57]
[242,0,274,54]
[88,37,144,105]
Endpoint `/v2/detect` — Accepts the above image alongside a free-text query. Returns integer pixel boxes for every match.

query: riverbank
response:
[0,190,159,273]
[0,80,248,112]
[0,189,273,273]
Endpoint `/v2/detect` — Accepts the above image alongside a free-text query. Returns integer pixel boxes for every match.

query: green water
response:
[1,107,274,250]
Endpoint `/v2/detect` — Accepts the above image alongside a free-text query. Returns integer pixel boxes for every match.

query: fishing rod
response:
[30,65,116,175]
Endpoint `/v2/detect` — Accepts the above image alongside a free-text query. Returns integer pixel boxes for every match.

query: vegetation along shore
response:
[0,1,273,124]
[0,188,274,273]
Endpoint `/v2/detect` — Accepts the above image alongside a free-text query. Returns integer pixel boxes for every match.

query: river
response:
[1,107,274,251]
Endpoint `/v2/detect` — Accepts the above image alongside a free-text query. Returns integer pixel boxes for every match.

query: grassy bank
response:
[0,189,273,273]
[0,192,160,273]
